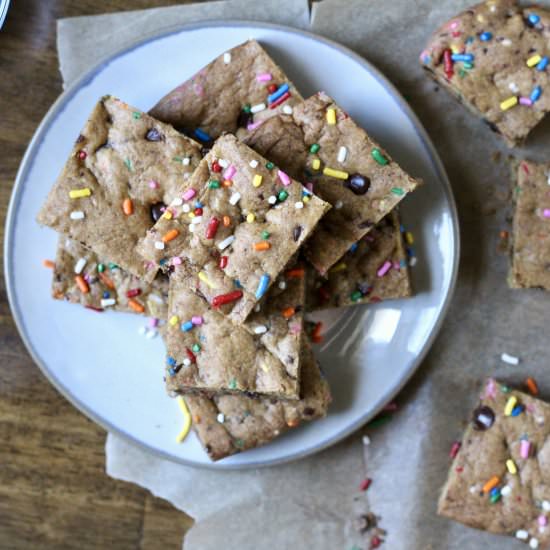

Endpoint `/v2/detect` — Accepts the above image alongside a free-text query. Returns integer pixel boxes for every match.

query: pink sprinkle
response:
[520,97,533,106]
[223,165,236,180]
[539,515,548,527]
[520,439,531,459]
[182,188,196,201]
[543,208,550,218]
[146,261,156,270]
[171,256,182,266]
[305,182,314,192]
[191,316,204,326]
[449,441,462,459]
[484,379,497,399]
[359,478,372,491]
[148,180,159,189]
[393,261,401,270]
[449,20,459,30]
[149,318,159,328]
[289,322,302,335]
[247,120,264,132]
[377,260,392,277]
[256,72,272,82]
[278,170,291,186]
[83,274,91,282]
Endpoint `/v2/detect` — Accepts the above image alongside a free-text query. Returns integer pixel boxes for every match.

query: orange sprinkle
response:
[482,476,500,494]
[42,259,55,269]
[75,275,89,294]
[282,307,295,318]
[287,418,300,428]
[128,298,145,313]
[254,241,271,251]
[193,414,201,423]
[98,272,115,290]
[122,198,134,215]
[499,230,509,240]
[311,322,323,343]
[286,268,305,278]
[222,179,232,187]
[223,215,231,227]
[525,377,539,396]
[162,229,179,243]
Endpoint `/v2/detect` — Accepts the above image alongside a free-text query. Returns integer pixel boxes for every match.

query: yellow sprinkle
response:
[500,96,518,111]
[169,315,179,326]
[312,159,321,171]
[246,213,255,223]
[504,396,518,416]
[330,262,347,273]
[326,107,337,125]
[252,174,263,188]
[260,363,269,373]
[323,167,349,180]
[69,188,91,199]
[188,212,195,219]
[303,196,310,203]
[527,54,542,68]
[506,459,518,474]
[163,211,173,220]
[176,396,192,443]
[405,232,414,245]
[477,14,485,23]
[450,44,461,54]
[198,271,217,289]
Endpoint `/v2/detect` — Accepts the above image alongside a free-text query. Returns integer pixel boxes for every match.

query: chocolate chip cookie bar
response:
[149,39,303,142]
[421,0,550,146]
[183,343,331,461]
[37,96,202,278]
[509,159,550,290]
[244,92,420,274]
[438,378,550,549]
[52,237,168,318]
[306,212,412,311]
[137,134,330,324]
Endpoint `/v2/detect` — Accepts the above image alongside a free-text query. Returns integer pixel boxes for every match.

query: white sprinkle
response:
[70,210,85,220]
[191,216,203,224]
[218,158,229,168]
[148,294,163,304]
[229,192,241,205]
[469,485,478,495]
[282,105,293,115]
[334,200,343,209]
[362,435,371,446]
[145,329,157,339]
[489,4,496,11]
[100,298,116,307]
[182,204,190,213]
[268,195,277,205]
[223,52,231,64]
[249,159,259,168]
[500,485,512,496]
[183,359,191,367]
[138,326,147,335]
[508,82,519,94]
[501,353,519,365]
[254,304,261,312]
[189,224,195,233]
[217,413,225,423]
[295,201,304,209]
[547,172,550,186]
[530,537,540,549]
[154,241,165,250]
[337,146,347,163]
[171,197,183,206]
[182,157,190,166]
[217,235,235,250]
[409,257,418,267]
[74,257,87,274]
[254,325,268,334]
[502,39,512,46]
[543,501,550,512]
[516,530,529,541]
[250,102,266,113]
[278,281,287,290]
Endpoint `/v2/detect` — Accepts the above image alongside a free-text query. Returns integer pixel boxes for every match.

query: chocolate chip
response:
[150,202,166,223]
[472,405,495,430]
[145,128,164,142]
[303,407,315,416]
[237,110,253,128]
[345,173,371,195]
[293,225,303,242]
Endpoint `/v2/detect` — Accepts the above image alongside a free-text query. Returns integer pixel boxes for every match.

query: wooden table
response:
[0,2,195,547]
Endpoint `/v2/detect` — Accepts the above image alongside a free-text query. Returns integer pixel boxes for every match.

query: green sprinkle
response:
[192,343,201,353]
[172,156,183,163]
[261,230,270,239]
[489,492,501,504]
[124,158,133,171]
[108,262,119,271]
[463,62,474,70]
[391,187,405,196]
[235,438,245,448]
[228,378,237,390]
[208,179,221,189]
[278,190,289,202]
[367,413,393,428]
[309,143,320,154]
[350,290,362,302]
[266,161,275,170]
[97,263,105,273]
[132,111,141,119]
[243,104,251,113]
[500,384,511,393]
[515,186,522,195]
[458,69,467,79]
[371,148,389,165]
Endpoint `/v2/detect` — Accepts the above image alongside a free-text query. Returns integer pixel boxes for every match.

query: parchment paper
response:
[57,0,550,548]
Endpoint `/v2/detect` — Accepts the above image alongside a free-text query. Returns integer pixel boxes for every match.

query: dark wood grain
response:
[0,2,197,548]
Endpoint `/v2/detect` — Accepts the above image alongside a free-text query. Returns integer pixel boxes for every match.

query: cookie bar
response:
[36,96,202,278]
[306,212,412,311]
[244,92,420,273]
[149,39,303,142]
[509,160,550,290]
[52,237,168,318]
[420,0,550,146]
[438,378,550,549]
[183,343,331,461]
[137,134,330,324]
[163,263,306,399]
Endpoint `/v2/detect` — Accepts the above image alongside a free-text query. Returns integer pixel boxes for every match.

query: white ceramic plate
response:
[5,22,458,468]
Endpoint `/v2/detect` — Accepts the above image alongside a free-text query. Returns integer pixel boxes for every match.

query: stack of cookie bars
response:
[37,40,421,460]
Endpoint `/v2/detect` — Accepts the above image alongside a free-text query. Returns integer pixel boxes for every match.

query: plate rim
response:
[4,19,460,470]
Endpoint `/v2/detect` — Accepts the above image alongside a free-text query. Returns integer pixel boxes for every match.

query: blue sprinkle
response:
[400,224,406,232]
[167,356,176,367]
[530,86,542,102]
[528,13,540,25]
[406,247,415,258]
[194,128,211,142]
[465,36,475,44]
[255,274,270,299]
[399,259,408,268]
[168,367,176,376]
[159,258,167,266]
[181,321,194,332]
[194,201,203,209]
[490,487,500,497]
[451,53,474,63]
[349,243,359,253]
[421,54,431,65]
[267,83,289,104]
[511,405,525,417]
[537,56,549,71]
[479,31,492,41]
[234,279,242,289]
[103,291,110,299]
